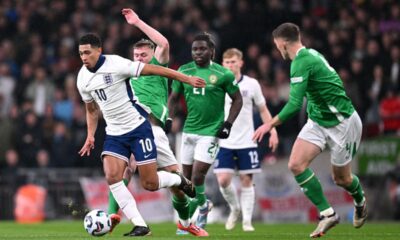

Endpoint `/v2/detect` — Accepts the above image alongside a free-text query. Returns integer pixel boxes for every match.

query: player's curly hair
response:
[193,32,216,59]
[79,33,102,48]
[272,23,300,42]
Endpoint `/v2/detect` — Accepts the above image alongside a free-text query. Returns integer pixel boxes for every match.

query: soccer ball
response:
[83,209,111,236]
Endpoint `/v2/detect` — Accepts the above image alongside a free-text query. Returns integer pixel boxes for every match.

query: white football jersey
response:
[77,55,145,136]
[219,75,266,149]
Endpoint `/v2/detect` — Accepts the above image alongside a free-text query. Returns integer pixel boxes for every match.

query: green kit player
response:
[168,33,243,233]
[107,8,208,237]
[253,23,367,238]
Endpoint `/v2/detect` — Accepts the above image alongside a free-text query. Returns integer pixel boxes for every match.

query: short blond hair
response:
[223,48,243,60]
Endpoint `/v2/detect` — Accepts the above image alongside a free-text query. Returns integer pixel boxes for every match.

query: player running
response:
[77,33,205,237]
[106,8,208,237]
[253,23,367,238]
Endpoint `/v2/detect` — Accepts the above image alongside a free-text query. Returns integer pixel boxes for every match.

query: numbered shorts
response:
[213,147,261,174]
[180,133,219,165]
[298,111,362,166]
[152,125,177,168]
[102,120,157,166]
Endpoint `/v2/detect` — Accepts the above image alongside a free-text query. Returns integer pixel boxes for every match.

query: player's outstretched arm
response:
[258,105,279,152]
[122,8,169,64]
[79,101,99,156]
[141,64,205,88]
[253,115,282,143]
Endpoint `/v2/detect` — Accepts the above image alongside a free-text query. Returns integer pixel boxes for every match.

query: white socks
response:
[240,186,255,224]
[109,181,147,227]
[157,171,181,189]
[180,219,190,227]
[320,207,335,217]
[219,183,240,211]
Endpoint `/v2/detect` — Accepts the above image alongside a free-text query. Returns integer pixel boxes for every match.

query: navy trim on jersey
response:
[88,54,106,73]
[125,79,149,118]
[236,74,244,84]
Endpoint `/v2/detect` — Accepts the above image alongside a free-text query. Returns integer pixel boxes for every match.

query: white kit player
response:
[213,48,279,231]
[76,33,205,236]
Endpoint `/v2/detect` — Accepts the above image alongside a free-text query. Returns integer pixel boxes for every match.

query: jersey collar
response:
[88,54,106,73]
[295,47,306,57]
[236,74,244,84]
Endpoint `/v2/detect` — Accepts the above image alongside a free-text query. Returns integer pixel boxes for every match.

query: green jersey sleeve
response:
[222,70,239,95]
[278,48,355,127]
[278,60,310,122]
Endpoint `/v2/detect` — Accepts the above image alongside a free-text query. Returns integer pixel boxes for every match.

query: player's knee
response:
[219,179,230,188]
[105,173,122,185]
[141,179,159,191]
[332,175,352,187]
[240,179,253,188]
[288,161,304,175]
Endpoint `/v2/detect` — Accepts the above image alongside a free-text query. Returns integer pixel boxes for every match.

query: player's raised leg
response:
[333,165,367,228]
[332,112,367,229]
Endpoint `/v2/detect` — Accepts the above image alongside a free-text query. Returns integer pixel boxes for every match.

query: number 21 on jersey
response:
[193,87,205,95]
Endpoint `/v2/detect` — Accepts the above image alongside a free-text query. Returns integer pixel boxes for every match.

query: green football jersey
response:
[278,47,354,127]
[130,57,169,124]
[171,61,239,136]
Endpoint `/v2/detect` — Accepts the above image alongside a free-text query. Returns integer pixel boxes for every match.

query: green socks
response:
[295,168,331,212]
[187,185,207,218]
[344,174,365,205]
[108,179,129,214]
[195,185,206,207]
[172,195,190,220]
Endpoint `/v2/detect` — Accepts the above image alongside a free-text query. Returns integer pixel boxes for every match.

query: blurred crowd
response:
[0,0,399,170]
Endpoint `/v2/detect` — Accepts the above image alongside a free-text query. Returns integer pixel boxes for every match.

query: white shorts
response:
[298,111,362,166]
[152,125,177,168]
[180,133,219,165]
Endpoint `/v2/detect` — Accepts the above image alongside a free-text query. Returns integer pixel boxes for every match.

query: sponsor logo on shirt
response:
[209,74,218,84]
[103,73,113,85]
[290,76,303,83]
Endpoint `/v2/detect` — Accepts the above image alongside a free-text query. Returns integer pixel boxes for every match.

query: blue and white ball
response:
[83,209,111,236]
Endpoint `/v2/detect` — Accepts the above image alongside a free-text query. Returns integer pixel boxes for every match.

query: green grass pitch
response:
[0,221,399,239]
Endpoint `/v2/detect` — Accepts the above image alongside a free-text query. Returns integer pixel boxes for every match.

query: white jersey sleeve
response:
[252,78,266,108]
[77,67,94,103]
[219,75,266,149]
[112,55,145,79]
